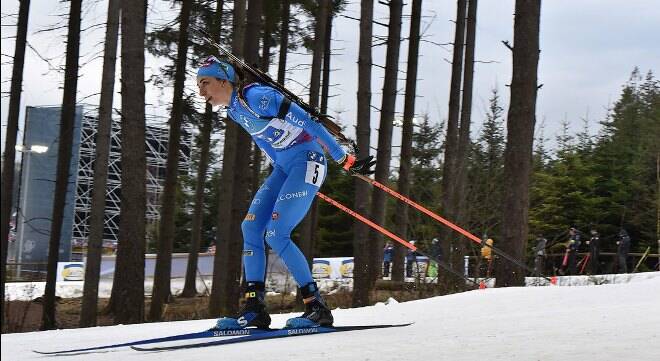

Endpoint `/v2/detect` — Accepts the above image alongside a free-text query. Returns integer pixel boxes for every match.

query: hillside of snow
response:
[2,271,659,361]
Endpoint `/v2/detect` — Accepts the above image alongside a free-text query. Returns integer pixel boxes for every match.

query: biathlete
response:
[196,56,374,329]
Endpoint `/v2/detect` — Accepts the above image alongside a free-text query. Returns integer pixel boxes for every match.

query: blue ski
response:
[131,323,413,352]
[32,327,269,355]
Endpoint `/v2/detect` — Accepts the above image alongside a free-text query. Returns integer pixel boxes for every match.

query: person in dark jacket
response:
[617,229,631,273]
[383,242,394,277]
[565,227,581,275]
[586,229,600,274]
[406,241,418,278]
[427,238,443,277]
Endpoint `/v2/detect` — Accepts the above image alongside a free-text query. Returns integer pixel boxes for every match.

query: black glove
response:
[342,154,376,175]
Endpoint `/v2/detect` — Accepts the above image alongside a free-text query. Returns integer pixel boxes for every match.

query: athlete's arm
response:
[246,86,346,163]
[253,137,277,165]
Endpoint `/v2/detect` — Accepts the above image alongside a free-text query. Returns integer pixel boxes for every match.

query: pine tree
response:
[368,0,404,295]
[408,115,443,243]
[1,0,31,329]
[589,69,659,248]
[150,0,193,322]
[496,0,541,287]
[352,0,374,307]
[42,0,83,330]
[80,0,120,327]
[111,0,147,325]
[466,88,505,241]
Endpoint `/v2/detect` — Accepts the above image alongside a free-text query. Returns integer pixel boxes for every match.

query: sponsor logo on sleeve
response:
[285,111,306,127]
[259,95,271,110]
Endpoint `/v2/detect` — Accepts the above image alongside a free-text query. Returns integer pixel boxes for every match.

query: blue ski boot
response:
[215,282,271,330]
[285,282,334,328]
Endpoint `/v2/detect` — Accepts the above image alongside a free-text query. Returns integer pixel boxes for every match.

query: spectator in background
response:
[430,238,442,261]
[207,242,216,255]
[481,237,494,277]
[586,229,601,275]
[533,235,548,275]
[617,229,631,273]
[406,241,418,278]
[564,227,581,275]
[383,242,394,277]
[427,238,443,278]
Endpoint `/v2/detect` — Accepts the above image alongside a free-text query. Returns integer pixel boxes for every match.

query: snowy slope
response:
[2,271,659,361]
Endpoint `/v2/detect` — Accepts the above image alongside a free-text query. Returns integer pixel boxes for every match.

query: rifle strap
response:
[277,97,291,119]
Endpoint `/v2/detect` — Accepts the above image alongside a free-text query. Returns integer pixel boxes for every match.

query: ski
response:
[32,327,270,355]
[131,323,413,352]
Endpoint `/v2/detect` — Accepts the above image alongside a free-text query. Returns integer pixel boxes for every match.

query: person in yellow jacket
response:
[481,238,494,277]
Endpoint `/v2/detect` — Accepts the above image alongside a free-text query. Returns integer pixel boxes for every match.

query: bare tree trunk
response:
[181,105,213,298]
[41,0,82,331]
[250,8,273,210]
[451,0,478,291]
[455,0,477,213]
[79,0,120,328]
[394,0,423,283]
[367,0,403,291]
[239,0,263,268]
[299,0,329,270]
[111,0,147,325]
[320,7,333,115]
[149,0,193,322]
[439,0,466,291]
[495,0,541,287]
[182,0,224,299]
[307,0,328,119]
[276,0,290,85]
[1,0,30,330]
[221,0,262,312]
[210,124,238,316]
[352,0,374,308]
[210,0,246,317]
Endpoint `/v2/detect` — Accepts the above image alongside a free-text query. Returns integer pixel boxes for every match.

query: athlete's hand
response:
[342,154,376,175]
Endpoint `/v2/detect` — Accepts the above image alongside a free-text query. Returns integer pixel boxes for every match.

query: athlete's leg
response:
[241,167,286,282]
[264,151,326,286]
[216,167,287,330]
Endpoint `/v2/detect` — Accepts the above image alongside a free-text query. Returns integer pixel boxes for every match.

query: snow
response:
[2,271,659,360]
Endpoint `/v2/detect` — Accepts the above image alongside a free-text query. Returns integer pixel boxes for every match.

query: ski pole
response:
[578,253,590,274]
[633,246,651,273]
[352,173,552,282]
[316,192,479,287]
[352,174,481,244]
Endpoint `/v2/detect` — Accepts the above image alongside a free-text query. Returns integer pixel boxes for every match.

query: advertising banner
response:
[56,262,85,282]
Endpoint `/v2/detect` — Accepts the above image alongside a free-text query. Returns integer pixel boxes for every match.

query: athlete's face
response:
[197,76,233,107]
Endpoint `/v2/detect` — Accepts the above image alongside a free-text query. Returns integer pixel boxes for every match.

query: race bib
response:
[305,161,325,186]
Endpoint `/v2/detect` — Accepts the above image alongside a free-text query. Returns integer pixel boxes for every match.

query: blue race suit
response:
[226,83,346,287]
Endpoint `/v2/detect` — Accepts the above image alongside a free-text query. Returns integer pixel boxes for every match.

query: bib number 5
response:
[305,161,325,186]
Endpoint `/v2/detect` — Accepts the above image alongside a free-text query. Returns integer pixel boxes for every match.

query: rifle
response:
[191,25,356,153]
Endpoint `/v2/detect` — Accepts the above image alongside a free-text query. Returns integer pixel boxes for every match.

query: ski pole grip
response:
[342,154,356,171]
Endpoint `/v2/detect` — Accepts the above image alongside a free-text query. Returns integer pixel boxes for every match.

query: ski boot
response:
[215,282,271,330]
[285,282,334,328]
